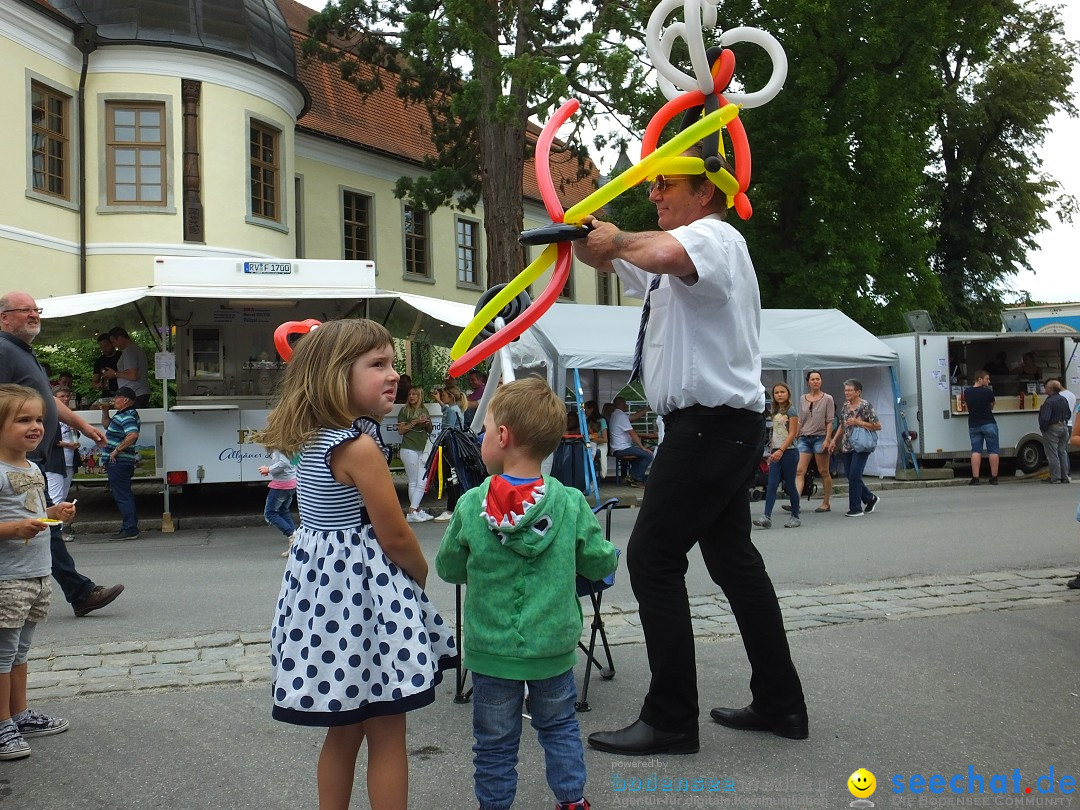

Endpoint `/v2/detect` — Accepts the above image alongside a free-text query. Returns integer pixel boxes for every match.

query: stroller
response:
[749,458,770,502]
[750,455,819,502]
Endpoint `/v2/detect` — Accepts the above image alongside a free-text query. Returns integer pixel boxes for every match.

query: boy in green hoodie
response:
[436,377,618,810]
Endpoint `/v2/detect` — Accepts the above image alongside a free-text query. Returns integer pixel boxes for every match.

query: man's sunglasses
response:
[648,174,694,193]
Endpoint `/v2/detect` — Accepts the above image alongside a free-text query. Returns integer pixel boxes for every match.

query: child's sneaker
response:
[0,721,30,760]
[557,800,591,810]
[15,708,69,737]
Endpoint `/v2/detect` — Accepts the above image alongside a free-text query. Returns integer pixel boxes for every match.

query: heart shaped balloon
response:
[273,319,321,362]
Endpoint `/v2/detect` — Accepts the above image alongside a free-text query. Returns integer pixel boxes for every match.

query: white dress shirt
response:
[613,214,765,416]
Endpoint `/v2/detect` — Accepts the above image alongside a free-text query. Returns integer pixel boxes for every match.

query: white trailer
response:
[881,330,1080,473]
[43,258,475,509]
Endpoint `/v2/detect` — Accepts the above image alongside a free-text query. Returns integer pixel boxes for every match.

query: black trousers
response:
[627,405,805,733]
[34,459,94,606]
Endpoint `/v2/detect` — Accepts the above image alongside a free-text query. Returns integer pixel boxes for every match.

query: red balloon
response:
[273,319,322,362]
[711,48,736,94]
[536,99,579,222]
[448,243,573,378]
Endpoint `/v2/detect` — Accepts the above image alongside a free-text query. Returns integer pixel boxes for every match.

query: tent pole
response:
[160,295,174,531]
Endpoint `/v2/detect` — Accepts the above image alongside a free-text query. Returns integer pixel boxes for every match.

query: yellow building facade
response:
[1,0,612,307]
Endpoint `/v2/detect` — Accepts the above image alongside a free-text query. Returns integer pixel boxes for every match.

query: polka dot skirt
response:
[270,522,457,727]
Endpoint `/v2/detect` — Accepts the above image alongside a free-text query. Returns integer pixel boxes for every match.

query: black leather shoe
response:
[587,719,699,755]
[710,705,809,740]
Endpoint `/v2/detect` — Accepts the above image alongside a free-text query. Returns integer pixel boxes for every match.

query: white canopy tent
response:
[510,305,901,477]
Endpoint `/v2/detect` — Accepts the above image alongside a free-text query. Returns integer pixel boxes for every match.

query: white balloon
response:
[647,0,719,100]
[645,0,788,109]
[717,27,788,108]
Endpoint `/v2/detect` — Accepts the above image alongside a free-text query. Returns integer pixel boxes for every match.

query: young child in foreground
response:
[0,384,77,761]
[256,320,456,810]
[435,377,618,810]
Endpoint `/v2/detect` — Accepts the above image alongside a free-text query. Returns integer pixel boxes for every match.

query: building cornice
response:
[89,46,306,119]
[1,1,82,72]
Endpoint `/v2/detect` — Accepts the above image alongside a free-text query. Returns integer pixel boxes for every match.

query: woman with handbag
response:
[828,378,882,518]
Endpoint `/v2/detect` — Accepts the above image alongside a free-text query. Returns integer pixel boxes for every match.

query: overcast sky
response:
[296,1,1078,304]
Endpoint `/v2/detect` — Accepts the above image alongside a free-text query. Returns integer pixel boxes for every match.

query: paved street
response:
[5,479,1079,808]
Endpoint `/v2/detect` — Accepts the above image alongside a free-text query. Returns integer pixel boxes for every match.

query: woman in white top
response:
[795,370,835,513]
[47,387,80,507]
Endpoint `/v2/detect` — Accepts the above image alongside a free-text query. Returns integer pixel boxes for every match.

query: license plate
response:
[243,261,292,275]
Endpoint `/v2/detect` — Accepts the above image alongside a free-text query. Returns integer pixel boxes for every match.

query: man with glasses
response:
[0,291,125,617]
[573,145,807,755]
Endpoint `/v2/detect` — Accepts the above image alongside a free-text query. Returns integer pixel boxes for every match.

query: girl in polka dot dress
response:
[255,319,457,810]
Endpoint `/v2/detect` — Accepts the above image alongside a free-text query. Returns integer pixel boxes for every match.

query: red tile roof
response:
[277,0,599,209]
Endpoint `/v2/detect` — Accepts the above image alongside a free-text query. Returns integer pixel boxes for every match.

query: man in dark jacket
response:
[1039,379,1072,484]
[0,291,125,616]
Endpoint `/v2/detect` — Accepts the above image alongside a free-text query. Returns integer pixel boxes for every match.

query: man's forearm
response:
[610,231,697,278]
[112,434,139,454]
[57,399,96,435]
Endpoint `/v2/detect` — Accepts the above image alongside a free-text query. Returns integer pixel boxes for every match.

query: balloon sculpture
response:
[273,318,321,362]
[448,0,787,379]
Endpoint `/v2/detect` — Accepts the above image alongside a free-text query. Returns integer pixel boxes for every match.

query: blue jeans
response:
[613,445,652,482]
[764,448,799,518]
[842,451,875,514]
[472,670,586,810]
[263,488,295,536]
[106,458,138,533]
[968,423,1000,455]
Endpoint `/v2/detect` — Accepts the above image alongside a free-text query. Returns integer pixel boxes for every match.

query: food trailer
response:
[44,257,473,500]
[881,330,1080,472]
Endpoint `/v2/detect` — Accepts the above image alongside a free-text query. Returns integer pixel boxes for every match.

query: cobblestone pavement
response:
[27,567,1079,701]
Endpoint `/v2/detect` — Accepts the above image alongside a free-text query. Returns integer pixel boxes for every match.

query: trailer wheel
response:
[1016,440,1044,474]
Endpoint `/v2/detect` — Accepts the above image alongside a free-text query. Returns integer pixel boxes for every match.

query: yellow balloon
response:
[562,104,741,224]
[450,243,559,360]
[644,155,705,178]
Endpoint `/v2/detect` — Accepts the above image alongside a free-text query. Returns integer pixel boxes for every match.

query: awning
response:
[41,287,151,318]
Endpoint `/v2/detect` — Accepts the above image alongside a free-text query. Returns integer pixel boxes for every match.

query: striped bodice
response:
[295,417,390,531]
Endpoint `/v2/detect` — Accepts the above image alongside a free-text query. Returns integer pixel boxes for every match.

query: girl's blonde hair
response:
[442,384,469,411]
[253,319,393,454]
[0,384,44,431]
[770,382,792,416]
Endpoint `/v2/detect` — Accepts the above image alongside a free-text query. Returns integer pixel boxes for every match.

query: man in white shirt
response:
[608,397,652,486]
[1058,379,1076,430]
[574,146,807,756]
[104,326,151,407]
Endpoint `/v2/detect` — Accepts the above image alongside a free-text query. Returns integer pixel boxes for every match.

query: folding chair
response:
[575,497,620,712]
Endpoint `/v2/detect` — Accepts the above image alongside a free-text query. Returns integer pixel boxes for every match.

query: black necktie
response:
[629,274,662,383]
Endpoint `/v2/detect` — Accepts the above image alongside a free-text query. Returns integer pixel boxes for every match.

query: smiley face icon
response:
[848,768,876,798]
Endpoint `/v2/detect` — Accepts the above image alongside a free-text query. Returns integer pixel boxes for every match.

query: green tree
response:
[715,0,947,332]
[928,0,1077,330]
[306,0,655,288]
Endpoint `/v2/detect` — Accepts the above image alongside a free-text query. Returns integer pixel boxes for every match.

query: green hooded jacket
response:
[435,475,618,681]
